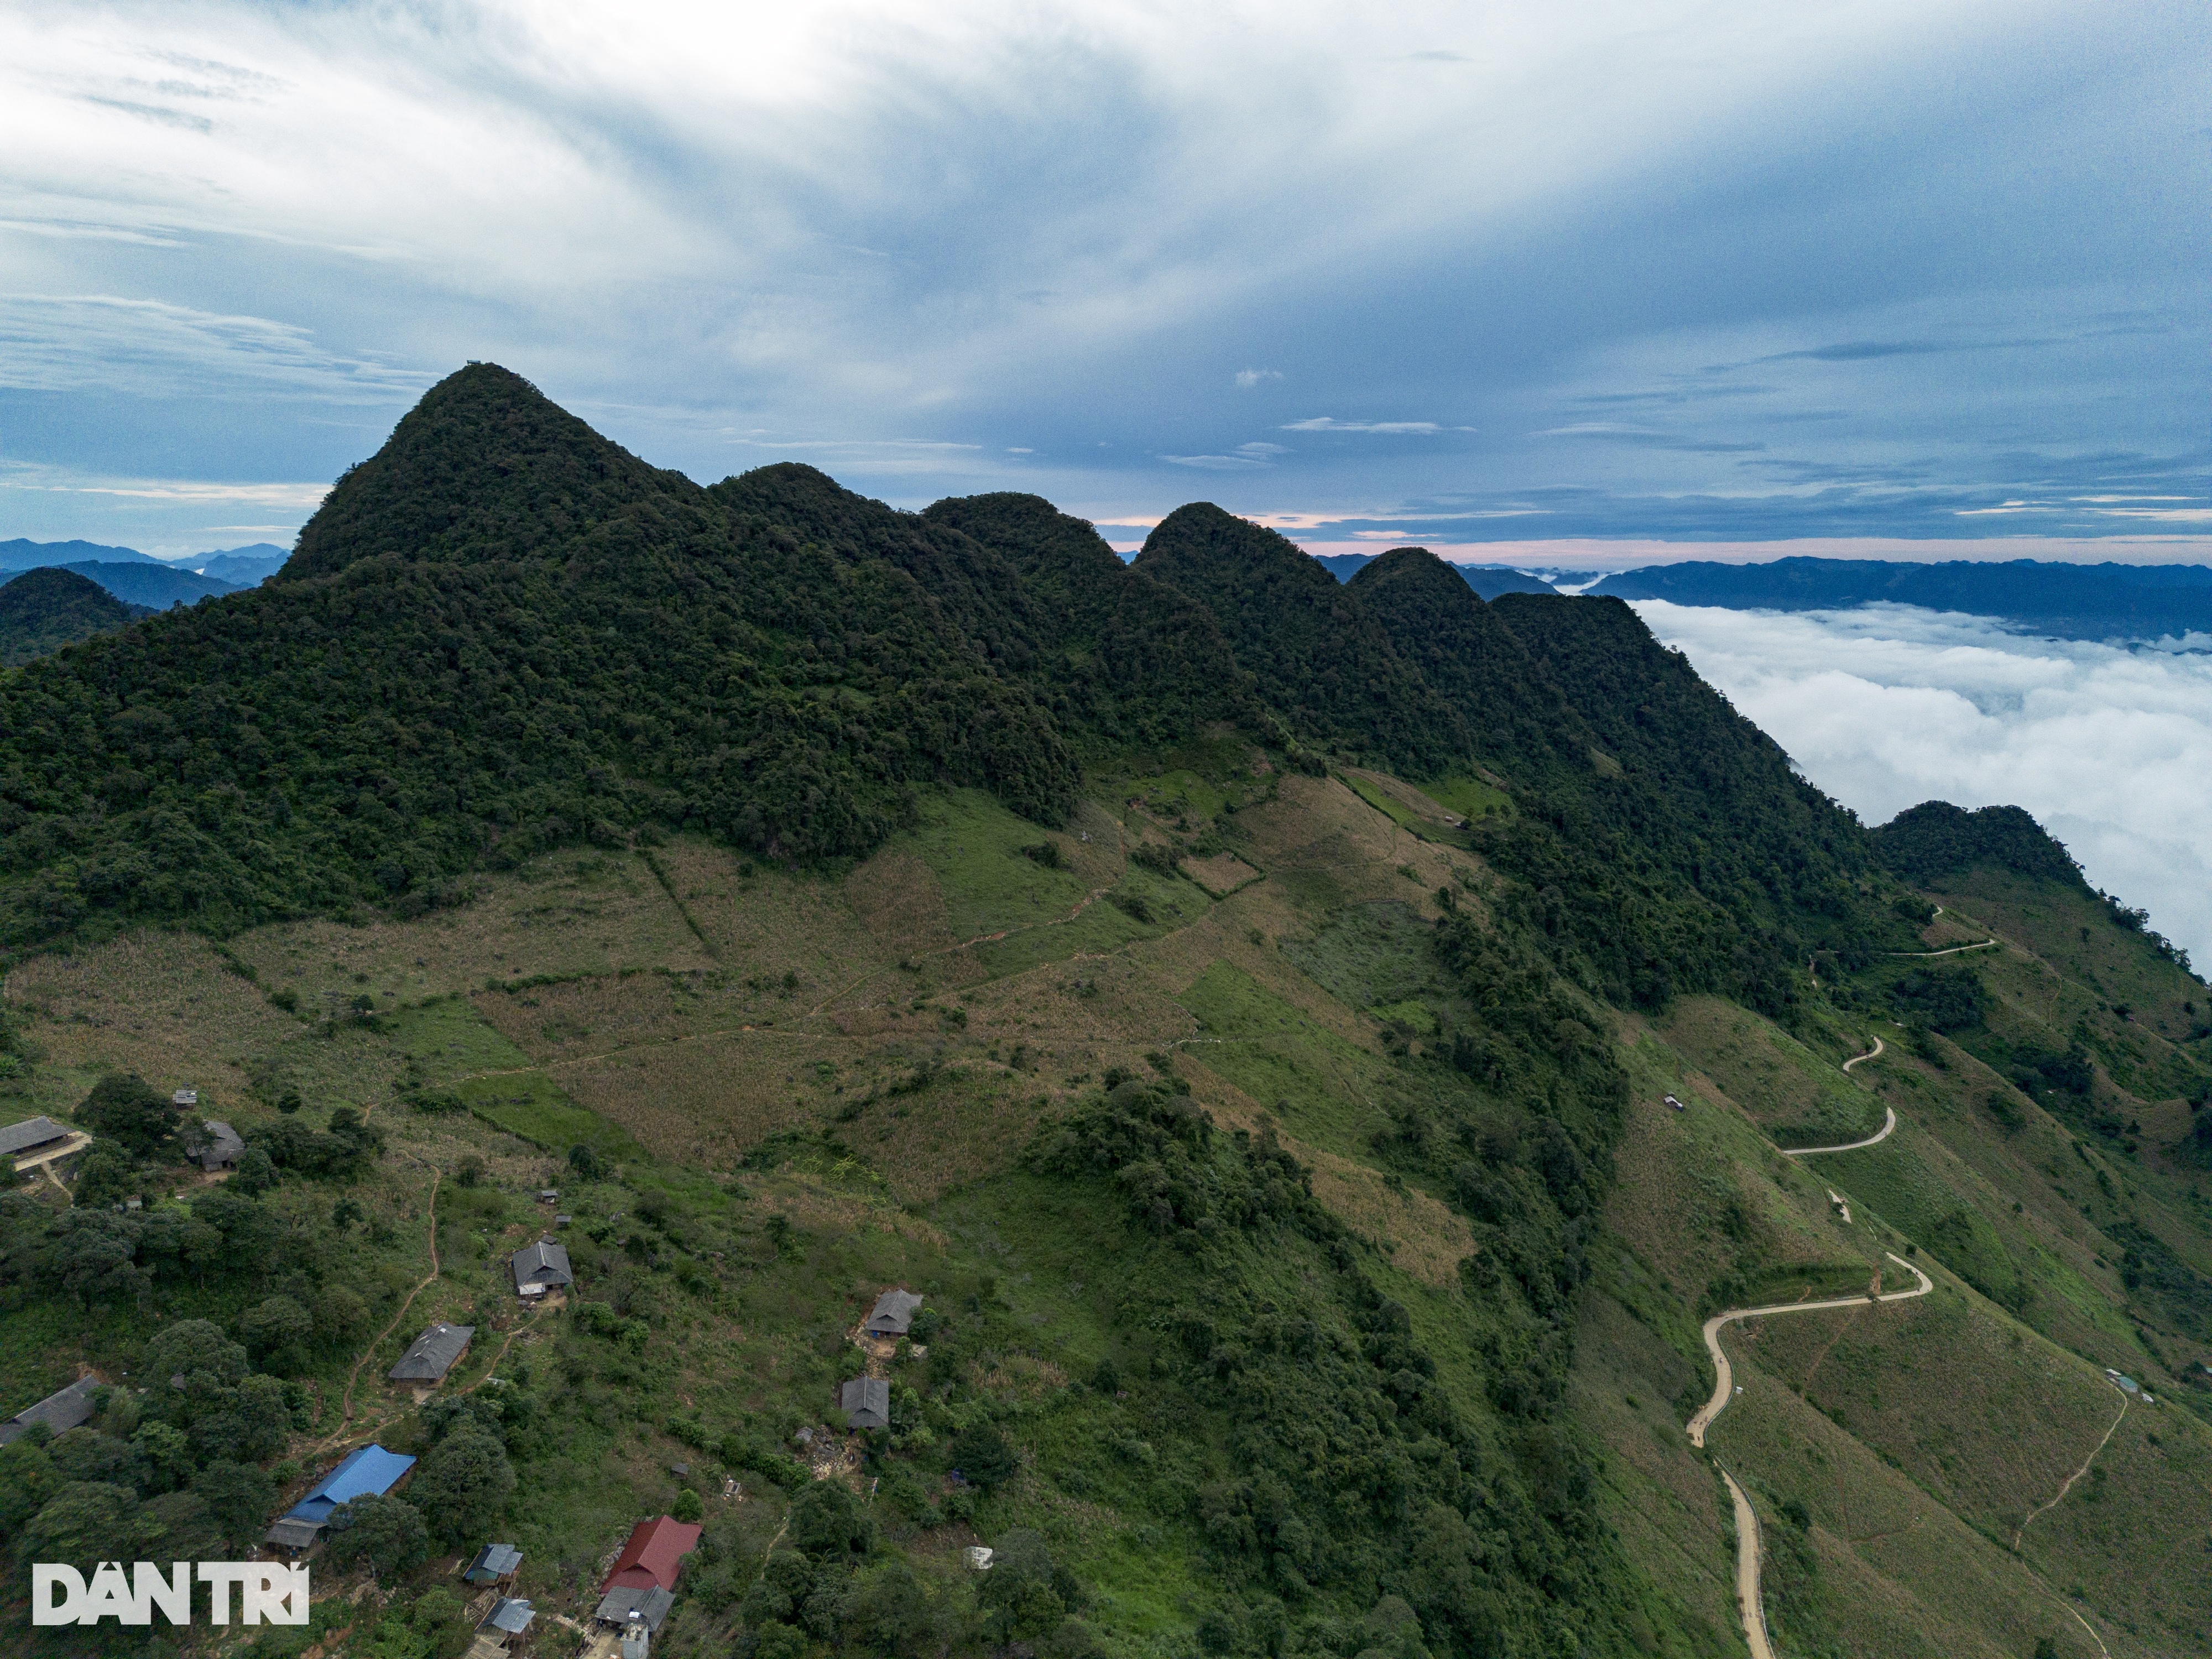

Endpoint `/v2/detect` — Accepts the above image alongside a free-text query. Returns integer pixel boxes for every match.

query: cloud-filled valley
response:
[1637,599,2212,969]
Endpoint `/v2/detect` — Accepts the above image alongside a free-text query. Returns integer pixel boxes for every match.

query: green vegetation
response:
[0,568,148,669]
[1,367,2209,1659]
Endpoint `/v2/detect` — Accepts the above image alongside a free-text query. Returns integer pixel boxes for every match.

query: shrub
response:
[325,1492,431,1578]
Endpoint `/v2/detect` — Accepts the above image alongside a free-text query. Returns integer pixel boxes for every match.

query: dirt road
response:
[1689,1251,1933,1447]
[1782,1105,1895,1158]
[1688,1253,1933,1658]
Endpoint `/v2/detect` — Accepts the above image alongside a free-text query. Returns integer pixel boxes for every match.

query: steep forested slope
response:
[1135,505,1472,775]
[0,567,148,667]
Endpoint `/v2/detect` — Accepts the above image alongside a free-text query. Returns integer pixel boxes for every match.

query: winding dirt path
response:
[1840,1034,1885,1074]
[1781,1105,1897,1158]
[1887,940,2000,958]
[1689,1252,1934,1447]
[1719,1469,1776,1659]
[2013,1393,2129,1548]
[1688,1253,1932,1659]
[317,1157,442,1452]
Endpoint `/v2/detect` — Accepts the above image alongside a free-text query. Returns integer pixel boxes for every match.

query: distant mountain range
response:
[0,538,293,609]
[1312,551,1557,599]
[1590,556,2212,642]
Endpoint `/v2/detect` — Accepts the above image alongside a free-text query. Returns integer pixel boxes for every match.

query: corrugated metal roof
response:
[594,1585,675,1631]
[287,1444,418,1520]
[465,1542,524,1582]
[598,1517,701,1595]
[388,1323,475,1381]
[510,1239,572,1288]
[481,1598,535,1635]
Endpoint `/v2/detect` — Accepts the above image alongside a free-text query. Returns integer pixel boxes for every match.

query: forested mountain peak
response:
[286,362,690,580]
[0,566,147,667]
[1136,504,1472,775]
[1871,800,2088,890]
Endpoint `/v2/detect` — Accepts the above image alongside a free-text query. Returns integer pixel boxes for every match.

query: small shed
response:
[264,1517,322,1554]
[199,1121,246,1172]
[0,1375,101,1447]
[841,1376,891,1431]
[510,1239,573,1298]
[864,1288,924,1337]
[477,1597,534,1648]
[622,1615,654,1659]
[463,1542,523,1586]
[594,1584,675,1631]
[172,1088,199,1109]
[0,1117,75,1162]
[389,1323,475,1384]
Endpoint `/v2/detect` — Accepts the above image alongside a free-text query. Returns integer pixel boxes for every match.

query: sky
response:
[1642,600,2212,969]
[1,1,2207,558]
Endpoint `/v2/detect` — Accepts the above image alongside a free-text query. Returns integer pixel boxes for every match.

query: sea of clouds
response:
[1633,600,2212,972]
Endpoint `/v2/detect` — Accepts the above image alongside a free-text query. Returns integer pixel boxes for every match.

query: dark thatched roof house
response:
[197,1121,245,1172]
[0,1116,75,1161]
[841,1376,890,1431]
[388,1323,474,1383]
[864,1288,923,1337]
[510,1239,573,1298]
[0,1375,100,1446]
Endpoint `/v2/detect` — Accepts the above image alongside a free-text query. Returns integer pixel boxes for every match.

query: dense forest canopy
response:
[0,362,1959,998]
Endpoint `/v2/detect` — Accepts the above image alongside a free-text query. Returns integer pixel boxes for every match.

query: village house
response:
[594,1515,700,1635]
[0,1115,79,1168]
[389,1323,475,1385]
[265,1443,417,1553]
[0,1375,101,1447]
[197,1121,246,1173]
[509,1238,573,1299]
[468,1596,534,1656]
[863,1288,923,1338]
[841,1376,890,1431]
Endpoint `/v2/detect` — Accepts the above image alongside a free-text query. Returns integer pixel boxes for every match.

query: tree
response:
[315,1282,369,1348]
[76,1073,181,1159]
[672,1486,704,1523]
[192,1459,273,1548]
[144,1319,249,1395]
[233,1145,278,1195]
[568,1144,603,1180]
[22,1481,142,1576]
[71,1143,142,1210]
[41,1211,149,1307]
[950,1422,1018,1490]
[238,1295,314,1373]
[325,1491,431,1578]
[0,1440,59,1543]
[978,1529,1076,1644]
[130,1421,194,1493]
[788,1478,872,1559]
[408,1425,514,1544]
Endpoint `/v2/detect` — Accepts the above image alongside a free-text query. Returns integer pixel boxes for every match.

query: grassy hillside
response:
[2,368,2209,1659]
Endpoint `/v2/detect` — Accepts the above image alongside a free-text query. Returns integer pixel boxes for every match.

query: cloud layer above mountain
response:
[0,2,2205,550]
[1637,600,2212,967]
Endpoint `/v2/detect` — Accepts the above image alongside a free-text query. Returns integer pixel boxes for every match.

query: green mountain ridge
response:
[0,363,2206,1659]
[0,567,151,669]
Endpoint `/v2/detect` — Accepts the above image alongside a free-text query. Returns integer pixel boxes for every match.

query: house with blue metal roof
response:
[264,1443,417,1553]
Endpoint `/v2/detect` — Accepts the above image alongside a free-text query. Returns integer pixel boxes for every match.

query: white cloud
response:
[1635,599,2212,968]
[1282,417,1448,434]
[1234,369,1282,388]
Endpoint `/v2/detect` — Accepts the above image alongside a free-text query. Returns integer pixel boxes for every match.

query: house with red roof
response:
[595,1515,701,1635]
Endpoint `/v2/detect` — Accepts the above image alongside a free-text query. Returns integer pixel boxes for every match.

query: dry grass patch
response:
[1179,852,1261,896]
[229,851,711,1007]
[10,929,306,1113]
[740,1168,950,1250]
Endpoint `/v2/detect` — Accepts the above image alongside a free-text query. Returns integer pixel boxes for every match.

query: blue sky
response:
[1,1,2206,560]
